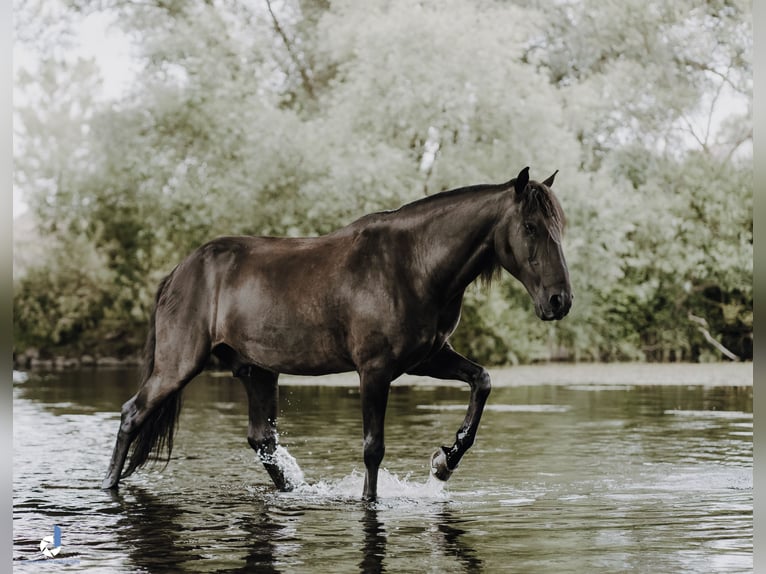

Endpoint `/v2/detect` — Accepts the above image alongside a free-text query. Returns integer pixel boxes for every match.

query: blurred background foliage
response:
[13,0,752,364]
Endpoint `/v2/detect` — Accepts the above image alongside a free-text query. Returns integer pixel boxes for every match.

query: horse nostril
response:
[549,294,563,310]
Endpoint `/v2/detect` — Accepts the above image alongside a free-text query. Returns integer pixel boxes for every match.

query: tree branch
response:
[688,313,740,361]
[265,0,315,100]
[676,58,747,96]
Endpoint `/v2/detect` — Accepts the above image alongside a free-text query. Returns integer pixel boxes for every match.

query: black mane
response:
[521,182,566,243]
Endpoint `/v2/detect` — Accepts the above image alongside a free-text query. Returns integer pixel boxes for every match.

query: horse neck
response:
[399,188,509,303]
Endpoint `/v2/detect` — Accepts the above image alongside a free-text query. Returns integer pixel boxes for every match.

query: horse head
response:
[494,166,573,321]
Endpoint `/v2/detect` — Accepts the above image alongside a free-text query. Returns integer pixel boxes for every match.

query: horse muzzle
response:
[537,290,573,321]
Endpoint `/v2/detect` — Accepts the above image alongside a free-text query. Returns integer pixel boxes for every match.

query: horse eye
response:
[523,223,537,237]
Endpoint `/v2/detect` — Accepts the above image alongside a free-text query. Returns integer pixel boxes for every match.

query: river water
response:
[13,366,752,572]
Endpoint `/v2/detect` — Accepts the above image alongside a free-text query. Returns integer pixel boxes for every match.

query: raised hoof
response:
[430,447,454,482]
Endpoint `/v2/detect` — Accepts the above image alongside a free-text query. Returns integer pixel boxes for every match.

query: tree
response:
[13,0,752,362]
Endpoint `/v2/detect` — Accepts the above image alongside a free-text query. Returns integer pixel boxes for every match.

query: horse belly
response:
[250,325,352,375]
[218,296,352,376]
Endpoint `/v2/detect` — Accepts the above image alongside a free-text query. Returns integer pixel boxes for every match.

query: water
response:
[13,367,752,572]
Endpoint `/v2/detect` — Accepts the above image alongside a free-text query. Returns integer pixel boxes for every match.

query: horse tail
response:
[122,270,183,479]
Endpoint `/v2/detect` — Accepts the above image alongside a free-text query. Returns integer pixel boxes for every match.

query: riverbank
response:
[271,362,753,388]
[13,360,752,388]
[13,353,141,370]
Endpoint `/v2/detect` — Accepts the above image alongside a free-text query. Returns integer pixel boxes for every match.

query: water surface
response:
[13,367,752,572]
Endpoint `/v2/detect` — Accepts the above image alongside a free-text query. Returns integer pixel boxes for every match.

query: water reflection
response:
[357,506,484,574]
[436,510,483,572]
[360,507,386,574]
[216,501,284,574]
[110,486,205,571]
[13,369,752,572]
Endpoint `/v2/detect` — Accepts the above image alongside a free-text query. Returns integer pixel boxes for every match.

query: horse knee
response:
[473,369,491,400]
[363,436,385,468]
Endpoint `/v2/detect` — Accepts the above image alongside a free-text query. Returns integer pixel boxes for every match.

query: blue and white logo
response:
[39,525,62,558]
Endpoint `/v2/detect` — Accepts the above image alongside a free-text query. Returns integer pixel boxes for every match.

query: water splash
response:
[278,468,448,506]
[374,469,448,503]
[271,445,306,489]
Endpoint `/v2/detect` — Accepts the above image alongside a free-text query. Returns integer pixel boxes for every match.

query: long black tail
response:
[121,272,183,479]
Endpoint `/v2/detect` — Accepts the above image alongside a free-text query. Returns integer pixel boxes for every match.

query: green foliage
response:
[13,233,144,355]
[13,0,752,363]
[452,284,555,365]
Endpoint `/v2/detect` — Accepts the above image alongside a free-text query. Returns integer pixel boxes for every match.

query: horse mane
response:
[521,182,566,244]
[352,176,565,288]
[401,178,565,241]
[479,257,503,287]
[481,177,566,287]
[391,183,503,213]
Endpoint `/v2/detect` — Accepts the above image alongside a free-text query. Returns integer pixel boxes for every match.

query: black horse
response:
[102,166,572,501]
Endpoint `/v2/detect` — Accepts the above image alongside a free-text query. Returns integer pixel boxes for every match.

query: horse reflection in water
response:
[102,167,572,501]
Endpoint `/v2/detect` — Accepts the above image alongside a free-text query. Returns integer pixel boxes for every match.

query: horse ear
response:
[514,166,530,195]
[542,169,559,187]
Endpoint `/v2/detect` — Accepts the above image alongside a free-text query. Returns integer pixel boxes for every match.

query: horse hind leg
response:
[101,345,209,489]
[102,374,181,489]
[237,365,304,491]
[102,261,218,489]
[102,393,142,489]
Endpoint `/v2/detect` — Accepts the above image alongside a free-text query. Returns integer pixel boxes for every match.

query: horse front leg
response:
[359,369,392,501]
[408,344,491,481]
[238,366,303,491]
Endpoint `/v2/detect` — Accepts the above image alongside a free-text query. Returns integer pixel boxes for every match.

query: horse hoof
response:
[430,447,454,481]
[100,477,118,490]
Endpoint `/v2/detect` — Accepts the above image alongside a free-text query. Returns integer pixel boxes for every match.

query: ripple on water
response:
[14,374,752,573]
[417,403,570,413]
[663,409,753,419]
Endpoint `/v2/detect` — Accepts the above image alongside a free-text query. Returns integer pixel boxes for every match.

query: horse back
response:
[155,231,455,375]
